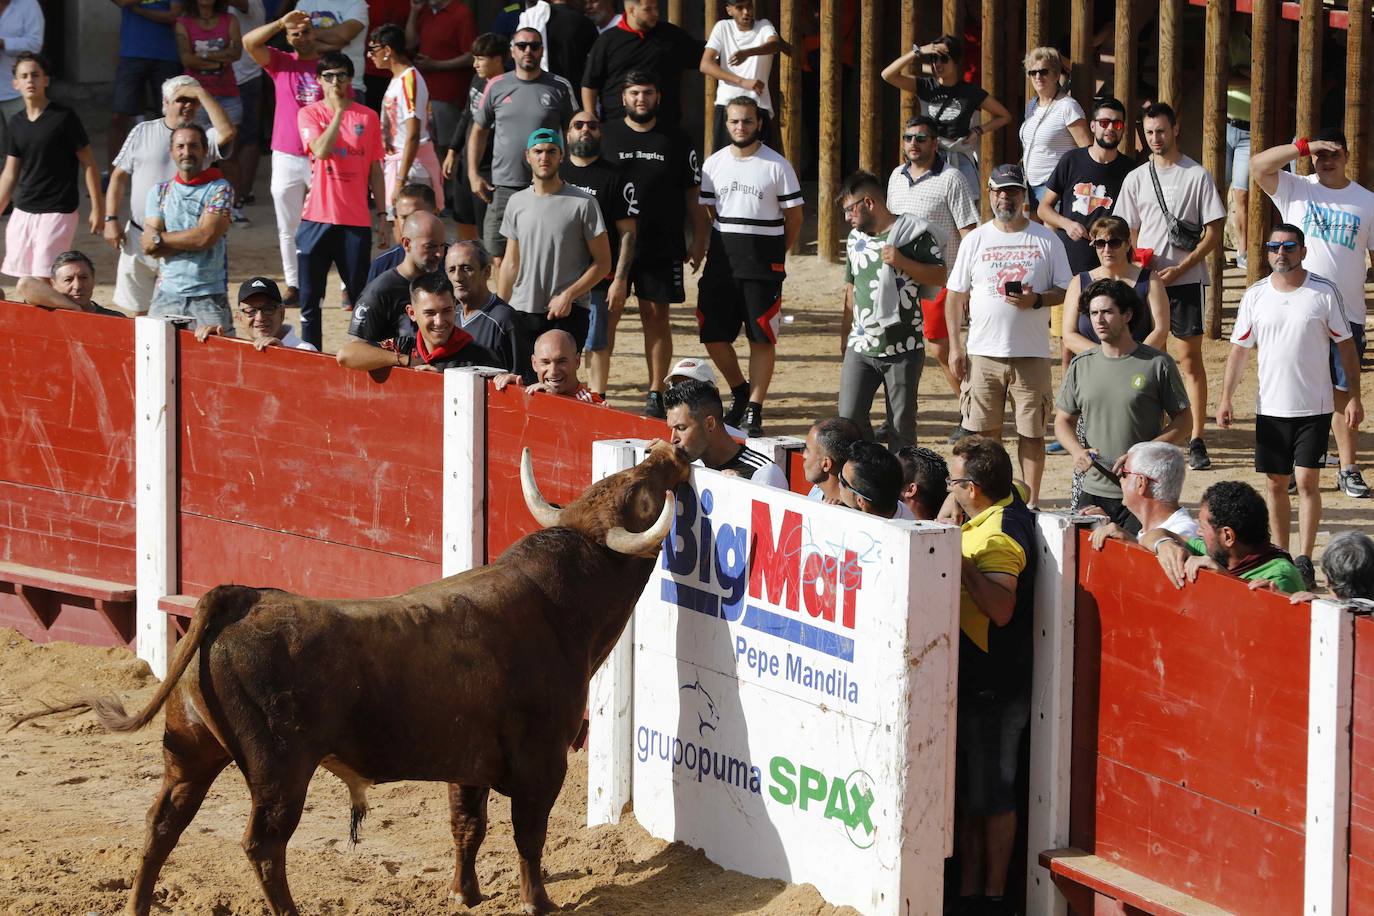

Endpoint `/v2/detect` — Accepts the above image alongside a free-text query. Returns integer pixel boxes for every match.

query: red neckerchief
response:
[414,327,475,365]
[175,167,225,186]
[617,15,646,38]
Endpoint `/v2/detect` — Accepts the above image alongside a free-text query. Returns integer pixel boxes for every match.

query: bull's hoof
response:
[522,891,557,915]
[448,888,485,908]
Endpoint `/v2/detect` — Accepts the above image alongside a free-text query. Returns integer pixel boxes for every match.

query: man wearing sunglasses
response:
[1087,441,1197,551]
[835,441,913,519]
[1252,128,1374,500]
[1037,98,1135,275]
[1218,224,1363,589]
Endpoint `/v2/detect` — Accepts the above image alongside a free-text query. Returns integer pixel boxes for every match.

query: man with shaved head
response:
[494,329,605,403]
[348,209,448,343]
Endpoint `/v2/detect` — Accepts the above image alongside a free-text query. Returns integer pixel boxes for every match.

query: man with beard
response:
[1115,102,1226,472]
[468,27,577,266]
[1037,97,1135,275]
[337,270,489,371]
[885,115,979,426]
[1144,480,1306,593]
[663,378,787,486]
[446,240,521,373]
[348,210,448,343]
[560,110,638,398]
[946,164,1071,508]
[697,95,803,437]
[1216,224,1363,589]
[600,70,707,417]
[497,128,611,379]
[1253,129,1374,500]
[836,169,946,451]
[580,0,702,128]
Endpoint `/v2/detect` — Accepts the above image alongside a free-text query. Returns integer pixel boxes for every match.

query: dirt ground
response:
[0,629,858,915]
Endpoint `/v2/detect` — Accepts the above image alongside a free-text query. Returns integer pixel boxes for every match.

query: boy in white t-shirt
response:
[1218,223,1364,587]
[699,0,780,151]
[367,24,444,213]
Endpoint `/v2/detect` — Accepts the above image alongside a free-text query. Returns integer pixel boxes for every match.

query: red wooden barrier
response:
[0,303,137,643]
[176,336,444,598]
[1070,533,1310,914]
[1350,616,1374,911]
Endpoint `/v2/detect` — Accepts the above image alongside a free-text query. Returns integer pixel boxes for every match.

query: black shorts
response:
[630,259,685,303]
[696,260,784,345]
[510,308,591,383]
[1167,282,1205,339]
[956,691,1030,817]
[1255,413,1332,475]
[453,169,488,229]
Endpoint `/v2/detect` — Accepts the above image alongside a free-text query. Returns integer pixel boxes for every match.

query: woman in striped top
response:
[1018,47,1090,215]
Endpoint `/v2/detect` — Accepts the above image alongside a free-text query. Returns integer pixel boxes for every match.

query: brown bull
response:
[86,442,689,916]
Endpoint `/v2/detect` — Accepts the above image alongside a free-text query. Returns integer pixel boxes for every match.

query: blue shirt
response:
[366,244,404,284]
[146,175,233,297]
[120,1,180,62]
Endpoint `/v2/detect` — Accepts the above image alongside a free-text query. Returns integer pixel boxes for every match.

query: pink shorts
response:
[2,208,78,278]
[383,143,445,214]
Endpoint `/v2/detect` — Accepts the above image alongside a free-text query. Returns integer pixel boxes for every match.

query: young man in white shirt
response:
[366,24,444,213]
[946,163,1072,507]
[1218,224,1364,588]
[699,0,780,151]
[1252,128,1374,499]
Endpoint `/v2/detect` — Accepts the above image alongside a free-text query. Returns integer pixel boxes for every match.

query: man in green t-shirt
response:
[837,170,947,450]
[1143,480,1306,593]
[1054,277,1192,532]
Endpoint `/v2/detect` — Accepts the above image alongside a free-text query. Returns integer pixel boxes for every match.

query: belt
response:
[1227,117,1250,131]
[128,218,143,232]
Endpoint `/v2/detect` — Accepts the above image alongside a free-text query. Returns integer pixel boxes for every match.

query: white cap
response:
[664,357,718,387]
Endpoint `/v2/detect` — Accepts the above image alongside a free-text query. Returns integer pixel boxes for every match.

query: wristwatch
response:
[1032,293,1044,310]
[103,215,119,223]
[149,230,162,248]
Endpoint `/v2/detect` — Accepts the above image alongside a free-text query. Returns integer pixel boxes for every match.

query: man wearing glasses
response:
[193,277,318,351]
[1086,441,1198,551]
[468,27,577,267]
[1036,97,1135,275]
[835,441,914,519]
[104,76,234,314]
[1217,224,1364,590]
[1252,129,1374,500]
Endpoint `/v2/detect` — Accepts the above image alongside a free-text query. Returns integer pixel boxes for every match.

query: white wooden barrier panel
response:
[592,443,962,915]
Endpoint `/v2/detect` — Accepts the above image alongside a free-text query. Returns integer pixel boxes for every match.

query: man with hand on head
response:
[195,277,319,351]
[493,328,605,402]
[337,271,489,371]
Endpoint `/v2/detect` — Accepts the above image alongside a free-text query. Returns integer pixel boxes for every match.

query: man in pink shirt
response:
[243,8,322,304]
[295,50,386,349]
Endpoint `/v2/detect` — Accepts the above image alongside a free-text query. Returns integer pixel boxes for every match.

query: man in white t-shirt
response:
[296,0,367,95]
[699,0,779,152]
[1087,441,1198,551]
[946,163,1072,507]
[1115,102,1226,473]
[1218,224,1364,588]
[1252,128,1374,500]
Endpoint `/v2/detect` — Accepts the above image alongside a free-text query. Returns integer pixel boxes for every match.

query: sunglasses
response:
[173,96,199,105]
[1091,237,1126,250]
[838,470,879,504]
[513,40,543,50]
[1093,118,1125,129]
[1264,240,1300,252]
[319,71,350,83]
[570,120,601,130]
[931,52,952,63]
[1027,68,1053,78]
[945,476,972,488]
[902,132,934,143]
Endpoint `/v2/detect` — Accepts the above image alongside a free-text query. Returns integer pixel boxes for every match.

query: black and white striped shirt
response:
[709,445,789,489]
[699,143,803,280]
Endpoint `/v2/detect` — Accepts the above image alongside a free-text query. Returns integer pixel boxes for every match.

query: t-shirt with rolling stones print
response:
[844,216,944,358]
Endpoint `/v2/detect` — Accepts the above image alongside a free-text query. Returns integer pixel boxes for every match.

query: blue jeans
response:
[585,286,610,352]
[295,220,371,350]
[149,290,235,335]
[1225,121,1251,191]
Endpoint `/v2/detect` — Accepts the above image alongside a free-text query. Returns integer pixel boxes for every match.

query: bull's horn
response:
[521,448,562,528]
[605,490,677,557]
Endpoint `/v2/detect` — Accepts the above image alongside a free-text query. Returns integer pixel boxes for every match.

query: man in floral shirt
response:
[837,170,947,450]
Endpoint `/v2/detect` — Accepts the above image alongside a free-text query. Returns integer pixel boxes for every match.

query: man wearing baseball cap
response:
[495,127,611,381]
[193,276,319,351]
[945,162,1072,507]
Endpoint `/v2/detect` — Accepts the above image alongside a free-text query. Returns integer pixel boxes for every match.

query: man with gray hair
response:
[1088,441,1197,549]
[1253,531,1374,603]
[103,76,233,313]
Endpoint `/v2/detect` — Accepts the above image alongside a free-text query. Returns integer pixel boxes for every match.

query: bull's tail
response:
[92,585,259,732]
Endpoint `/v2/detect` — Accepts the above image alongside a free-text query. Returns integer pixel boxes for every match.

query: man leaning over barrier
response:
[493,328,605,403]
[337,271,491,372]
[1142,479,1305,593]
[17,250,122,317]
[1252,530,1374,605]
[663,378,787,488]
[195,277,318,352]
[1087,440,1197,551]
[835,440,913,519]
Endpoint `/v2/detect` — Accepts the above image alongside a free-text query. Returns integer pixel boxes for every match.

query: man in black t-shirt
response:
[1036,97,1136,274]
[443,32,507,243]
[446,240,521,373]
[580,0,702,127]
[0,52,103,280]
[600,70,707,417]
[560,110,638,398]
[337,271,493,372]
[348,211,447,343]
[663,379,788,488]
[541,1,600,88]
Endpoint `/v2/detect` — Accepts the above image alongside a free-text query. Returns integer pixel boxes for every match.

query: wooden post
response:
[704,1,717,158]
[942,0,961,41]
[1248,0,1278,282]
[819,0,840,260]
[1202,0,1229,339]
[1349,0,1371,186]
[778,0,803,253]
[1295,0,1323,176]
[860,0,881,173]
[1027,0,1048,65]
[1069,0,1094,118]
[1114,0,1137,157]
[668,0,683,27]
[1158,0,1182,108]
[901,0,916,118]
[980,0,1003,220]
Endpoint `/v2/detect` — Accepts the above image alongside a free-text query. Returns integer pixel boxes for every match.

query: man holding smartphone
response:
[946,164,1072,507]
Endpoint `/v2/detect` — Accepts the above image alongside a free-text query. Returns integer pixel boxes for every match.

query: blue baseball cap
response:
[527,128,564,150]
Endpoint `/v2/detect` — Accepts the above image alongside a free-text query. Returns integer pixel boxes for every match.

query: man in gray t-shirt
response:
[497,127,611,380]
[1054,277,1191,531]
[468,28,578,261]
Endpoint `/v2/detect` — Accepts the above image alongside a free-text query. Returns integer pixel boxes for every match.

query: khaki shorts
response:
[961,355,1053,438]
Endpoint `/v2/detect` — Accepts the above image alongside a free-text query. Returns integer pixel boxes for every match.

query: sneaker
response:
[242,192,256,206]
[1046,440,1067,455]
[947,424,971,444]
[874,422,892,444]
[1237,252,1248,271]
[644,391,666,419]
[742,402,764,438]
[1296,554,1318,591]
[724,381,749,428]
[1338,468,1372,498]
[1188,437,1211,470]
[230,207,250,226]
[282,286,299,306]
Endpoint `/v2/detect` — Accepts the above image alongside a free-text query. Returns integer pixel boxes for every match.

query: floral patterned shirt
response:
[843,225,943,357]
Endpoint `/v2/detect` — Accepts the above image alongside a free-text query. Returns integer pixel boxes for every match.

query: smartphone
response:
[1004,280,1023,296]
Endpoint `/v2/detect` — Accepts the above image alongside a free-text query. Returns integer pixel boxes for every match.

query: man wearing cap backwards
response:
[336,270,490,371]
[496,128,611,381]
[946,163,1072,508]
[194,277,319,351]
